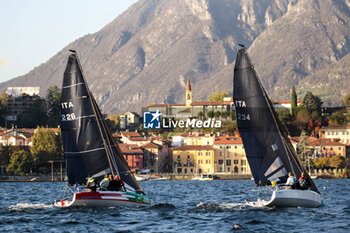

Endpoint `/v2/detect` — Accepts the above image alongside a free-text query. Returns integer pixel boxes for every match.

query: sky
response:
[0,0,138,83]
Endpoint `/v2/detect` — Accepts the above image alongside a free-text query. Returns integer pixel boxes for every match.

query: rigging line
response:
[244,49,297,177]
[62,82,85,89]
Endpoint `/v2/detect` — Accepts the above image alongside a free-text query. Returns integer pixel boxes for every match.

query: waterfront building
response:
[141,141,171,173]
[118,143,144,172]
[173,145,215,174]
[120,112,141,130]
[319,124,350,145]
[272,100,302,111]
[308,137,349,158]
[213,136,250,174]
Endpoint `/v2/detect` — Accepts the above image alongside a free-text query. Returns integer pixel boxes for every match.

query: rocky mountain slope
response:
[1,0,349,114]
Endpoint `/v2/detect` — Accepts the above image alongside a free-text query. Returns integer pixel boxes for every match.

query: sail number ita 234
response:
[61,102,76,121]
[235,100,250,121]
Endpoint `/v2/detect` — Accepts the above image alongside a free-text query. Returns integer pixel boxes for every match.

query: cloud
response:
[0,57,6,67]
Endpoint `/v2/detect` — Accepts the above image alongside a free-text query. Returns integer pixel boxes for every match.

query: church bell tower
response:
[186,77,192,108]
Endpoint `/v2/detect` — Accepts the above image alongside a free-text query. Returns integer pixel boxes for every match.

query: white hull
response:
[53,191,150,208]
[246,189,322,208]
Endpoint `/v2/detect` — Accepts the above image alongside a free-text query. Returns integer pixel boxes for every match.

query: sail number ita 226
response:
[235,100,251,121]
[61,101,76,121]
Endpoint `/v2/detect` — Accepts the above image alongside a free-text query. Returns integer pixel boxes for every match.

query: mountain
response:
[1,0,349,114]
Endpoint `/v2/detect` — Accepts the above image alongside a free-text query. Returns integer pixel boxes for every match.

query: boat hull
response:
[246,189,322,208]
[53,191,150,208]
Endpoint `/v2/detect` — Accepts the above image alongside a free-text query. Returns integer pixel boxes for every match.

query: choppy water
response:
[1,179,349,232]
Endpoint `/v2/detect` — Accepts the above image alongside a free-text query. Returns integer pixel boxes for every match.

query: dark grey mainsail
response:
[233,48,319,193]
[60,52,143,193]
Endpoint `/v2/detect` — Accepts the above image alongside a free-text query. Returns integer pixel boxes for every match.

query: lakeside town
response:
[0,81,349,181]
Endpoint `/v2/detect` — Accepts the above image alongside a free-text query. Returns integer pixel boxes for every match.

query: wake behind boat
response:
[54,51,150,208]
[233,47,322,208]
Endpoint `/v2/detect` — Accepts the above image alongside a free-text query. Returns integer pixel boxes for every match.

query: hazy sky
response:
[0,0,138,83]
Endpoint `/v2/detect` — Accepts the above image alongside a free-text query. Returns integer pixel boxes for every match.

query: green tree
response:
[291,85,297,116]
[0,91,8,126]
[329,111,347,125]
[343,94,350,107]
[277,108,292,122]
[197,111,204,119]
[230,110,236,120]
[221,111,229,119]
[6,150,33,175]
[46,86,61,127]
[302,91,322,119]
[17,98,48,128]
[104,114,118,133]
[31,127,63,164]
[207,110,214,118]
[209,91,229,102]
[214,111,221,118]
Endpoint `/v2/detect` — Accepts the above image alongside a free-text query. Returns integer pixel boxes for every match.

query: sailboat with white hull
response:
[54,51,150,207]
[233,47,322,208]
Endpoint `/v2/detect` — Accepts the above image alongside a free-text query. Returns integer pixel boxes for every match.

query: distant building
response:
[213,136,250,174]
[118,143,144,172]
[319,124,350,145]
[120,112,141,130]
[5,87,40,121]
[273,100,302,111]
[147,78,233,119]
[307,137,349,158]
[173,145,215,174]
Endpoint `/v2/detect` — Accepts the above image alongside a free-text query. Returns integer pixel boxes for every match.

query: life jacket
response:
[88,177,95,182]
[104,177,109,182]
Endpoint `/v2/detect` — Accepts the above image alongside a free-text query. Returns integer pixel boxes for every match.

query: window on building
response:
[241,160,246,166]
[234,166,238,173]
[206,152,210,156]
[339,147,341,150]
[177,155,180,161]
[125,155,128,160]
[227,167,230,172]
[330,147,333,150]
[234,160,238,164]
[198,152,202,156]
[136,155,139,159]
[184,168,187,174]
[235,146,237,149]
[226,160,231,166]
[177,168,182,173]
[191,168,193,173]
[218,160,223,164]
[241,167,246,172]
[136,162,139,166]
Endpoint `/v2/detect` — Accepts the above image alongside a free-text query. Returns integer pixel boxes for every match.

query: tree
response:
[104,114,118,133]
[313,157,330,169]
[221,111,229,119]
[230,110,236,120]
[329,155,345,169]
[31,127,63,164]
[277,108,292,122]
[329,111,347,125]
[46,86,61,127]
[214,111,221,118]
[6,150,33,175]
[0,91,8,126]
[343,94,350,107]
[207,110,214,118]
[291,85,297,116]
[297,130,312,168]
[209,91,229,102]
[197,111,204,119]
[17,98,48,128]
[302,91,322,119]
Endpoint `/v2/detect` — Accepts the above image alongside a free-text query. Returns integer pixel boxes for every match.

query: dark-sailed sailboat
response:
[233,47,322,208]
[54,51,150,207]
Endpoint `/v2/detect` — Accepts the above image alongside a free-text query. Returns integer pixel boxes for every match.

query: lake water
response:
[1,179,349,232]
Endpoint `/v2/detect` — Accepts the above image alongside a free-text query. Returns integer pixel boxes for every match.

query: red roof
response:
[320,124,350,130]
[308,138,345,147]
[118,143,143,154]
[173,145,214,151]
[141,142,162,149]
[120,131,141,138]
[214,136,243,145]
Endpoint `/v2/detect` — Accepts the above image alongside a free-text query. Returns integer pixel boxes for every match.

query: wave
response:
[195,202,247,211]
[148,202,176,209]
[8,203,53,210]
